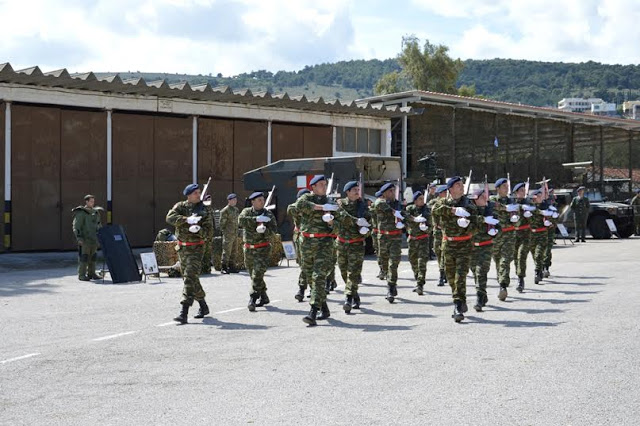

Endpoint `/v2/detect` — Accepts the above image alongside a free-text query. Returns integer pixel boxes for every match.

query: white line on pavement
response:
[156,322,177,327]
[215,300,282,315]
[91,331,138,342]
[1,353,40,364]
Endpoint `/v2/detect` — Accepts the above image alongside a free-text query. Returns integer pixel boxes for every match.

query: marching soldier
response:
[631,189,640,235]
[167,184,213,324]
[530,189,554,284]
[72,194,103,281]
[425,184,438,260]
[543,189,559,277]
[512,183,535,292]
[220,193,240,274]
[334,181,371,313]
[372,182,404,303]
[405,190,431,295]
[238,192,277,311]
[570,186,590,242]
[428,185,448,286]
[294,175,339,326]
[371,190,385,280]
[200,195,215,275]
[288,188,310,302]
[491,178,520,302]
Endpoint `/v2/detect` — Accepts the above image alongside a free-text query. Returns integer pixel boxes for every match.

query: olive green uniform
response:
[428,197,445,274]
[570,195,590,241]
[405,203,431,287]
[334,197,371,297]
[201,204,216,274]
[238,207,277,296]
[631,194,640,235]
[72,205,102,279]
[287,203,308,291]
[373,198,403,288]
[219,204,240,268]
[491,195,518,289]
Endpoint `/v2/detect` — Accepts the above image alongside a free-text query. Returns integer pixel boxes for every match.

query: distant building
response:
[590,101,617,116]
[623,101,640,120]
[558,97,617,116]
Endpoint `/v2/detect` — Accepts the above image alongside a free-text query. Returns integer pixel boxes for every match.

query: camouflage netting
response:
[212,233,284,270]
[153,241,179,266]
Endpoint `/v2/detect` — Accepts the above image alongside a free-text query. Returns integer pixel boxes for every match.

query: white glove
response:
[552,212,559,219]
[457,218,470,228]
[549,206,558,212]
[522,205,537,212]
[395,221,405,229]
[488,228,499,237]
[393,210,404,220]
[356,217,370,227]
[413,215,427,223]
[541,210,553,217]
[323,203,339,212]
[256,215,271,223]
[188,225,201,233]
[322,213,334,223]
[544,219,552,227]
[484,216,499,225]
[187,215,202,225]
[506,204,520,212]
[510,214,520,223]
[359,226,369,235]
[256,223,266,234]
[454,207,470,218]
[523,211,532,218]
[419,223,428,232]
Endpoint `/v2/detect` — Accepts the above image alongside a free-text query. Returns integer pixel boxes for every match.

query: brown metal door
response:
[303,125,332,157]
[198,118,234,208]
[233,120,267,198]
[272,124,303,161]
[112,113,155,247]
[154,116,192,235]
[60,109,107,250]
[0,102,4,252]
[11,105,62,251]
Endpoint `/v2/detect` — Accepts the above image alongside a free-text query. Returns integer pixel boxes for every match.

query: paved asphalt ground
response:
[1,238,639,425]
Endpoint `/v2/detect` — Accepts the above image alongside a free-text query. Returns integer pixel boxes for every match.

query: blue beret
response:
[227,193,237,200]
[343,181,359,192]
[435,185,447,194]
[471,188,485,198]
[374,190,382,197]
[512,182,525,193]
[379,182,395,194]
[495,178,508,188]
[413,190,423,200]
[297,188,310,199]
[577,186,585,191]
[446,176,462,189]
[531,189,542,196]
[249,191,264,200]
[310,175,326,186]
[183,183,199,196]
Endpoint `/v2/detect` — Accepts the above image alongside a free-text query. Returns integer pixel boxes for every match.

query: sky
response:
[1,0,639,76]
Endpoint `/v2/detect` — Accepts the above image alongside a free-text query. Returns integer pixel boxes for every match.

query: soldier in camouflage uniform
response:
[288,188,310,302]
[72,194,103,281]
[512,182,535,293]
[167,184,213,324]
[200,195,215,275]
[428,185,448,286]
[469,188,500,312]
[543,189,559,277]
[405,190,431,295]
[529,189,553,284]
[370,191,385,280]
[491,178,520,302]
[238,192,277,312]
[425,184,438,260]
[334,181,371,313]
[570,186,590,242]
[372,182,405,303]
[220,193,240,274]
[432,177,483,322]
[294,175,339,326]
[631,189,640,235]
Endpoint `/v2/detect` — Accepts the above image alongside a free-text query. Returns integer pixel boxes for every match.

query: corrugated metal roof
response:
[0,62,409,118]
[358,90,640,130]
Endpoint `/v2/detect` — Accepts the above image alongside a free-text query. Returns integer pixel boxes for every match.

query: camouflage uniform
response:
[469,203,496,309]
[369,204,383,277]
[491,194,518,290]
[201,204,216,274]
[166,200,213,305]
[219,204,240,270]
[544,199,557,271]
[287,203,308,294]
[72,205,102,280]
[529,204,549,281]
[238,207,277,301]
[513,199,533,280]
[570,195,590,241]
[405,203,431,288]
[631,193,640,235]
[427,196,446,284]
[373,198,403,295]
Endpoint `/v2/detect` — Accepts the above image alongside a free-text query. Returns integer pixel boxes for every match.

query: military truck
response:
[554,187,634,239]
[243,155,402,242]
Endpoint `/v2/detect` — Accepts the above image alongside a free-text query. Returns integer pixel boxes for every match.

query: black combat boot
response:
[173,303,190,324]
[325,278,332,294]
[318,302,331,320]
[229,264,239,273]
[248,293,259,312]
[193,300,210,319]
[543,268,550,278]
[415,283,424,296]
[377,269,386,280]
[438,270,446,286]
[516,277,525,293]
[303,306,319,326]
[535,269,543,284]
[294,287,305,302]
[461,301,468,313]
[221,263,230,274]
[343,295,353,313]
[452,301,464,323]
[257,291,270,306]
[498,286,508,301]
[386,284,396,303]
[330,279,337,291]
[352,292,361,309]
[474,292,487,312]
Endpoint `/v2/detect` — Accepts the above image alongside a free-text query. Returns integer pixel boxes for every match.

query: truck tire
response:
[617,224,634,239]
[589,215,611,239]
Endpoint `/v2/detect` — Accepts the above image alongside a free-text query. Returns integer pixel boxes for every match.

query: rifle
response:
[484,175,494,216]
[327,172,341,201]
[524,177,530,198]
[507,172,512,196]
[201,176,212,204]
[357,172,366,218]
[265,185,276,211]
[463,169,473,196]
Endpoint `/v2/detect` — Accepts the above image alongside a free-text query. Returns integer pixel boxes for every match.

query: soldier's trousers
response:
[634,216,640,235]
[514,230,531,278]
[433,231,444,270]
[530,231,548,272]
[575,216,587,240]
[492,230,516,287]
[373,231,383,270]
[178,245,206,305]
[408,236,429,285]
[222,233,240,266]
[201,239,212,273]
[378,235,402,285]
[470,244,492,296]
[300,236,334,307]
[336,240,365,296]
[77,244,98,278]
[443,240,472,302]
[544,226,555,268]
[244,245,271,294]
[294,234,308,289]
[328,242,337,282]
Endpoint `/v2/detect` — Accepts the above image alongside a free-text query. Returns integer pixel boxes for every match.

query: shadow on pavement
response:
[552,276,611,280]
[485,304,565,315]
[359,307,434,319]
[263,305,309,316]
[325,317,415,332]
[525,287,602,295]
[464,315,564,327]
[511,296,590,305]
[200,317,270,330]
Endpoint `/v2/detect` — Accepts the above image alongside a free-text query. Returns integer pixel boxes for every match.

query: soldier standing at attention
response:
[405,190,430,295]
[428,185,448,286]
[334,181,371,313]
[530,189,554,284]
[200,195,215,275]
[491,178,520,302]
[220,193,240,274]
[512,182,535,293]
[294,175,339,326]
[570,186,590,242]
[631,189,640,235]
[72,194,103,281]
[373,182,404,303]
[288,188,310,302]
[167,184,213,324]
[238,192,277,312]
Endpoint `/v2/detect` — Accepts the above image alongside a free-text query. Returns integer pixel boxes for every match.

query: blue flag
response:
[494,136,499,148]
